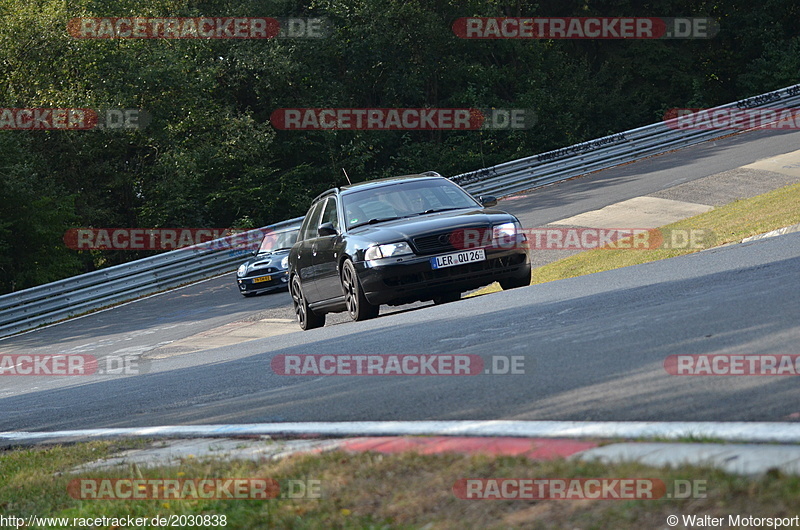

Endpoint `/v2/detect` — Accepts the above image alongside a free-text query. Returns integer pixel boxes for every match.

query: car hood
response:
[346,207,517,243]
[242,248,291,268]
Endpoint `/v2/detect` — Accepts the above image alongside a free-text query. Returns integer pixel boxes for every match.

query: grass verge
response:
[3,440,800,529]
[472,181,800,296]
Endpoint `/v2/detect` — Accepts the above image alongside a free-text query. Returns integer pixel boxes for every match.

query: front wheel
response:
[290,275,325,330]
[341,260,379,321]
[433,291,460,305]
[499,268,532,290]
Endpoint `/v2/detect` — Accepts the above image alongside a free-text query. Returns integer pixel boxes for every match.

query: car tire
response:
[433,291,460,304]
[341,259,379,321]
[499,268,532,290]
[290,275,325,330]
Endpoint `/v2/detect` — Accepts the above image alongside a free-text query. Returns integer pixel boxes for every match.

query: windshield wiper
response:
[420,207,463,215]
[350,217,402,229]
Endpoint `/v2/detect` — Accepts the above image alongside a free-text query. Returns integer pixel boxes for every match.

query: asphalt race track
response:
[2,127,800,432]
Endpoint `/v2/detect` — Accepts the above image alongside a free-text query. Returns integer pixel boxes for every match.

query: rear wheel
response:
[433,291,461,305]
[290,275,325,330]
[341,260,379,321]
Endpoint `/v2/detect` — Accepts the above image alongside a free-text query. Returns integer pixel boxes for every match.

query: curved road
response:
[2,127,800,431]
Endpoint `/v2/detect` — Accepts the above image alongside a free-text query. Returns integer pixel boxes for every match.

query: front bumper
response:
[237,270,290,293]
[354,247,530,306]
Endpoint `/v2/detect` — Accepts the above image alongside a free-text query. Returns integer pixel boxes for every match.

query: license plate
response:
[253,275,272,283]
[430,249,486,269]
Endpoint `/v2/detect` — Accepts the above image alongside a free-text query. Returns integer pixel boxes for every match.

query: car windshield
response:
[257,228,299,253]
[342,179,480,229]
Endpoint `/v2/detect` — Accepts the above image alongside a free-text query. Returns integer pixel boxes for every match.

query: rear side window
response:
[298,200,325,241]
[319,196,340,232]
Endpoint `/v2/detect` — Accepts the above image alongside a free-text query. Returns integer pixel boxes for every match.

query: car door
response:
[312,195,345,302]
[293,199,326,303]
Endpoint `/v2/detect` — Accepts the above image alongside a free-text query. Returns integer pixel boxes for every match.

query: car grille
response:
[247,266,278,276]
[412,227,490,255]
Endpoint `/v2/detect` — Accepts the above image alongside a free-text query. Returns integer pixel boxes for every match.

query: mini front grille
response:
[248,267,278,276]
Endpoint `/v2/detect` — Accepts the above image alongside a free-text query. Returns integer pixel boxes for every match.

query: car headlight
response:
[492,222,522,247]
[280,256,289,269]
[364,241,413,261]
[237,264,248,277]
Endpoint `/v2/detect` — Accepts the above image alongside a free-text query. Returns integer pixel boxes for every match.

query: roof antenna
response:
[342,168,352,185]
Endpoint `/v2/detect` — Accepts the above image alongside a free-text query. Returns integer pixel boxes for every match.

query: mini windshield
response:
[342,179,480,229]
[257,228,299,254]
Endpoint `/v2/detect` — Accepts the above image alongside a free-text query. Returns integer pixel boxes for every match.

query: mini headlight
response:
[280,256,289,269]
[237,264,248,277]
[365,241,413,261]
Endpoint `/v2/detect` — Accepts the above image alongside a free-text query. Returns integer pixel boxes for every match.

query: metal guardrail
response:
[451,84,800,197]
[2,83,799,339]
[0,217,302,338]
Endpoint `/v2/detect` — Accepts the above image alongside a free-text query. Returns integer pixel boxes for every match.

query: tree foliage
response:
[0,0,797,292]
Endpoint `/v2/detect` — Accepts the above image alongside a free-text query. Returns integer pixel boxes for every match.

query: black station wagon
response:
[287,173,531,330]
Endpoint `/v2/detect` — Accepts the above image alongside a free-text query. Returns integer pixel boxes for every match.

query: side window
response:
[319,196,340,232]
[299,200,324,241]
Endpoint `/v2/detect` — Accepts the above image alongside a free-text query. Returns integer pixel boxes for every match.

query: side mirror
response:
[317,222,338,237]
[479,195,498,208]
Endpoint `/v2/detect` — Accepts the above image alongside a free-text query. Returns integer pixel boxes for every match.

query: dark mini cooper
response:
[236,224,301,297]
[288,173,531,329]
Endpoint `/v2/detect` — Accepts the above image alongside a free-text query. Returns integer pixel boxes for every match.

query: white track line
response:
[3,421,800,444]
